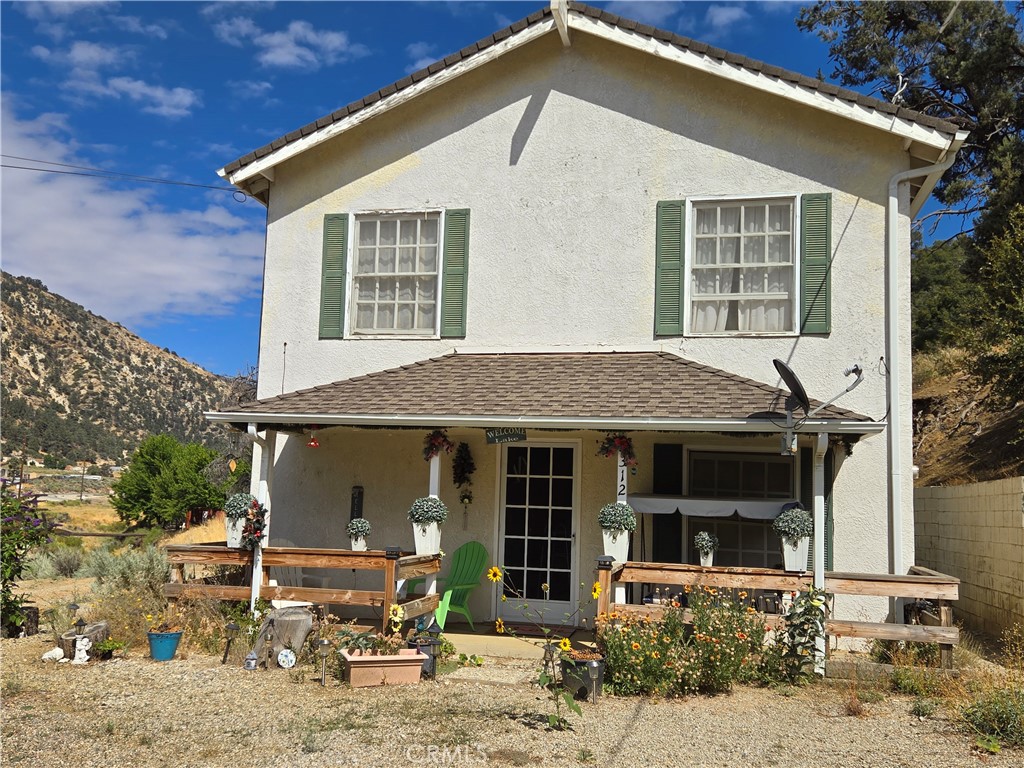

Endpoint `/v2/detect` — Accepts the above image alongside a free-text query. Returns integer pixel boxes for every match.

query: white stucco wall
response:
[250,30,920,623]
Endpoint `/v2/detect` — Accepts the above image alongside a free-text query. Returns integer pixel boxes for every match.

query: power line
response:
[0,154,247,200]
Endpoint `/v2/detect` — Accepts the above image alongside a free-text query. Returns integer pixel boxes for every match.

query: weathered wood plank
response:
[618,566,812,592]
[826,619,959,644]
[164,583,251,600]
[908,565,958,580]
[400,593,440,619]
[164,548,254,566]
[825,574,958,600]
[259,550,389,570]
[397,559,441,580]
[260,585,386,606]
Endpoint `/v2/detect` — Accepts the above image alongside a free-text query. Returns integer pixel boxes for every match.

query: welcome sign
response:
[485,428,526,444]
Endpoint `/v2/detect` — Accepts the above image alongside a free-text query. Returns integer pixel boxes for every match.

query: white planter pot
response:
[225,517,245,548]
[602,528,630,563]
[350,536,367,552]
[781,536,810,572]
[699,551,714,568]
[412,521,441,555]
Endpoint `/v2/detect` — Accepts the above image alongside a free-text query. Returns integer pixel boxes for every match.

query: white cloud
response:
[210,16,369,70]
[66,40,128,69]
[16,1,111,40]
[604,1,680,27]
[226,79,276,103]
[405,41,437,74]
[0,102,266,327]
[105,77,202,118]
[111,15,170,39]
[705,4,752,35]
[200,2,276,19]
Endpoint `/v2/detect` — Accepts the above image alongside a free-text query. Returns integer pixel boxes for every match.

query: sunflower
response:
[591,581,602,599]
[631,642,641,651]
[495,618,505,634]
[388,604,404,621]
[558,637,572,652]
[487,566,503,583]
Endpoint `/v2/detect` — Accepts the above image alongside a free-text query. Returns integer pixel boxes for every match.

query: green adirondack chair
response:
[410,541,489,631]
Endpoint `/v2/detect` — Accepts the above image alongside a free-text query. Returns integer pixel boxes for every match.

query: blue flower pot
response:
[148,631,182,661]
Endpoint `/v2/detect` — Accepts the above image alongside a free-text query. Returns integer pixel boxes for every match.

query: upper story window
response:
[690,198,795,334]
[688,451,794,500]
[352,213,440,335]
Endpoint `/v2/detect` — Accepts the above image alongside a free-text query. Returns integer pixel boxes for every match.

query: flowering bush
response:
[597,587,769,696]
[346,517,371,539]
[224,492,256,521]
[1,479,56,632]
[694,531,719,554]
[408,496,448,525]
[772,504,813,540]
[597,502,636,532]
[422,430,455,461]
[597,433,638,472]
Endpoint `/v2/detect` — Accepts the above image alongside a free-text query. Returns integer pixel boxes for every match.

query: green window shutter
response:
[655,200,686,335]
[319,214,349,339]
[800,193,831,334]
[440,208,470,338]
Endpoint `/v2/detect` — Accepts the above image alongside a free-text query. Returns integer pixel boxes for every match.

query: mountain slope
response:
[1,272,242,464]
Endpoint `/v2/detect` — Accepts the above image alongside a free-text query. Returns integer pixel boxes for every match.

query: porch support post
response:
[614,451,628,605]
[428,454,440,498]
[248,426,277,613]
[813,432,828,674]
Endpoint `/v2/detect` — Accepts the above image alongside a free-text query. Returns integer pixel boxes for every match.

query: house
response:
[207,2,966,628]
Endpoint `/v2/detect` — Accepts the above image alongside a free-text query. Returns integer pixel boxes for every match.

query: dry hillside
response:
[913,350,1024,487]
[1,272,243,464]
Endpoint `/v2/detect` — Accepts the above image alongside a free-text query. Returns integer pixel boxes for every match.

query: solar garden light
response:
[265,619,275,669]
[424,619,444,680]
[74,617,86,636]
[222,622,240,665]
[317,639,331,687]
[587,662,600,705]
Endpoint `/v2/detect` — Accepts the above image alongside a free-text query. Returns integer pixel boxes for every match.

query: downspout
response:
[885,143,962,578]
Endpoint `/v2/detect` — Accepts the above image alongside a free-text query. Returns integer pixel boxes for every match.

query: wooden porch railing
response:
[595,559,960,668]
[164,543,441,633]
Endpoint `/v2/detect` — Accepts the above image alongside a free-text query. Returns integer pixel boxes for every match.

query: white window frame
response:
[344,208,445,339]
[684,194,801,337]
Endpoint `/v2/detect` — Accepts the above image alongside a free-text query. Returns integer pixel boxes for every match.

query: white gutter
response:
[208,411,884,435]
[885,130,967,577]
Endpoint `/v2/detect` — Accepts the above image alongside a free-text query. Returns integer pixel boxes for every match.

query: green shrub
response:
[891,666,945,697]
[24,553,57,581]
[82,545,168,596]
[911,698,938,717]
[49,546,84,578]
[962,688,1024,747]
[870,638,940,667]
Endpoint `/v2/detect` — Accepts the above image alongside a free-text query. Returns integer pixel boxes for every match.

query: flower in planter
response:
[597,433,638,473]
[407,496,449,525]
[224,493,256,521]
[239,499,267,549]
[422,430,455,461]
[694,531,719,554]
[772,504,813,540]
[597,502,636,532]
[346,517,371,539]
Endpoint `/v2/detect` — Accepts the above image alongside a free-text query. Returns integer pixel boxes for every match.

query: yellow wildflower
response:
[591,581,602,599]
[495,618,505,634]
[487,566,503,583]
[558,637,572,652]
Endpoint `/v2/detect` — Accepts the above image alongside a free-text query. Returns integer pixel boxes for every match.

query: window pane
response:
[379,220,397,246]
[768,204,790,231]
[376,304,394,329]
[527,539,548,568]
[506,476,526,504]
[504,536,525,565]
[768,235,791,263]
[742,462,766,496]
[741,267,766,294]
[766,462,791,495]
[357,278,375,301]
[396,304,414,330]
[550,540,571,569]
[718,460,740,493]
[528,477,550,506]
[744,205,765,233]
[358,221,376,246]
[695,238,717,265]
[717,522,740,549]
[505,508,526,536]
[550,508,572,538]
[398,247,416,272]
[355,304,374,329]
[552,448,573,477]
[695,208,716,234]
[720,237,740,264]
[527,508,549,537]
[378,280,395,301]
[503,569,523,598]
[397,278,414,301]
[530,447,551,475]
[419,246,437,272]
[549,571,570,601]
[525,570,546,599]
[399,219,418,245]
[378,247,395,273]
[507,448,528,475]
[720,207,740,233]
[416,303,435,329]
[744,236,765,264]
[357,248,375,273]
[421,218,438,244]
[551,478,572,508]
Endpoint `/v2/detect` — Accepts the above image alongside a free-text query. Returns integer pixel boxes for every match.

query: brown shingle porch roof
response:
[220,2,960,178]
[209,352,875,430]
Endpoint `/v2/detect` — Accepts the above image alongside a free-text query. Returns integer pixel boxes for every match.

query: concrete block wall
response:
[914,477,1024,639]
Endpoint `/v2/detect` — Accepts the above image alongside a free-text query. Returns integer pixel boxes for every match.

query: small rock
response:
[41,647,64,662]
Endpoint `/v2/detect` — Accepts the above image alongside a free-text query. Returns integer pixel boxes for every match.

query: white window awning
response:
[628,494,796,520]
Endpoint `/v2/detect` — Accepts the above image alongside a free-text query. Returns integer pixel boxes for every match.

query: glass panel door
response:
[499,444,577,622]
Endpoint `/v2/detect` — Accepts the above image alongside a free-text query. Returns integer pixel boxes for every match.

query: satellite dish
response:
[773,359,811,414]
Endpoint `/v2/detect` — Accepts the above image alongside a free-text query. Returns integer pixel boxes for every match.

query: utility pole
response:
[79,462,86,502]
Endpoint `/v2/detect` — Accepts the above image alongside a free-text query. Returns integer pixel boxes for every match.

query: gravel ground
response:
[1,635,1015,768]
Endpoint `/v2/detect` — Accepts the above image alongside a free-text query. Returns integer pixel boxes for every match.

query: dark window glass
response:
[527,508,549,537]
[550,508,572,539]
[551,447,573,477]
[550,539,571,569]
[504,537,525,567]
[507,447,528,475]
[528,477,550,506]
[527,539,548,568]
[506,477,526,506]
[505,507,525,536]
[525,569,547,599]
[551,478,572,508]
[549,571,570,601]
[503,569,523,597]
[529,447,550,475]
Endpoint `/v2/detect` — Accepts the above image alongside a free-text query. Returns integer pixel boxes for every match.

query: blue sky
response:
[2,1,855,376]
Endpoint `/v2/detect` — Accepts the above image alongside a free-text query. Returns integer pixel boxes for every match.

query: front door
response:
[498,443,578,624]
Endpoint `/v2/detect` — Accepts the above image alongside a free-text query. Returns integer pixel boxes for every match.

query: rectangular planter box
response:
[341,648,426,687]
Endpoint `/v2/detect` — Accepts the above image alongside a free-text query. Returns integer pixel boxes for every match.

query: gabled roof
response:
[206,351,881,435]
[219,1,963,202]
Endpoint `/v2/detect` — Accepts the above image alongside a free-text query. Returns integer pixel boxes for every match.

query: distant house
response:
[208,2,965,626]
